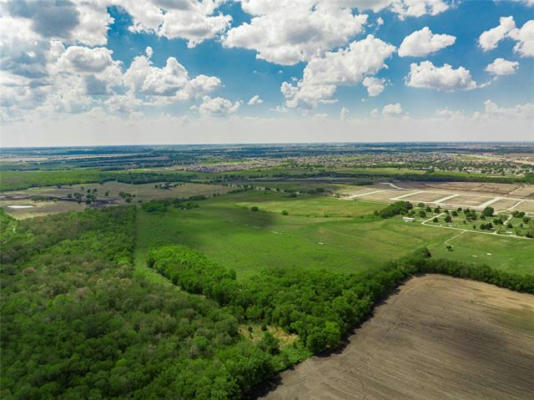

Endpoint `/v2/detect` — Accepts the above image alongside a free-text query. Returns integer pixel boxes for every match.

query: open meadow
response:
[136,189,534,278]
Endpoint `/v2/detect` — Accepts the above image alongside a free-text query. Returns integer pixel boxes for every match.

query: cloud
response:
[0,41,225,122]
[352,0,449,17]
[5,100,533,147]
[478,17,534,57]
[55,46,116,73]
[481,99,534,119]
[123,53,221,101]
[0,16,50,79]
[485,58,519,76]
[494,0,534,6]
[282,35,395,108]
[398,27,455,57]
[434,107,464,119]
[509,20,534,57]
[69,0,115,46]
[223,1,368,65]
[478,16,516,51]
[340,106,349,120]
[362,77,386,96]
[6,0,80,38]
[192,95,241,116]
[3,0,231,48]
[248,95,263,105]
[405,61,477,91]
[117,0,231,47]
[382,102,402,116]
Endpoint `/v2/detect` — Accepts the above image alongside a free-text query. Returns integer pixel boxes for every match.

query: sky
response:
[0,0,533,147]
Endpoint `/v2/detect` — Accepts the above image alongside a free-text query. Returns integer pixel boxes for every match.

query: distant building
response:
[403,217,415,222]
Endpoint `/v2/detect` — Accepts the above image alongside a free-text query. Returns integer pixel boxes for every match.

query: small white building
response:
[403,217,415,222]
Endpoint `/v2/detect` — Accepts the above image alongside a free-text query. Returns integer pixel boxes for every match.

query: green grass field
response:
[135,190,534,278]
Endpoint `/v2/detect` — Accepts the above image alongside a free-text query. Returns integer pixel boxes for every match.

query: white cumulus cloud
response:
[398,27,455,57]
[350,0,449,18]
[480,99,534,119]
[478,16,516,51]
[248,95,263,105]
[509,20,534,57]
[193,95,241,116]
[362,77,386,96]
[123,53,221,101]
[116,0,232,47]
[405,61,477,91]
[281,35,395,108]
[485,58,519,76]
[382,102,402,116]
[223,1,368,65]
[478,17,534,57]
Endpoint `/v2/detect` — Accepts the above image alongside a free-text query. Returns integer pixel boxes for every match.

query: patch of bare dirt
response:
[260,275,534,400]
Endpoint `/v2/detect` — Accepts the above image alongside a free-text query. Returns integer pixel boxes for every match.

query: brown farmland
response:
[260,275,534,400]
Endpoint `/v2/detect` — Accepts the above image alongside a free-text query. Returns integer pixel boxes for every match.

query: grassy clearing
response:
[135,191,395,278]
[428,231,534,275]
[235,195,382,217]
[136,190,533,279]
[239,325,298,346]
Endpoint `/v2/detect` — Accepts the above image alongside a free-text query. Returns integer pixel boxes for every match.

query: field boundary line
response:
[391,191,424,201]
[506,200,524,211]
[434,194,459,204]
[477,197,502,210]
[344,190,385,200]
[378,182,407,190]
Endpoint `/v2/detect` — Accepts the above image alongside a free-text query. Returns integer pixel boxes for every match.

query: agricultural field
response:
[261,275,534,400]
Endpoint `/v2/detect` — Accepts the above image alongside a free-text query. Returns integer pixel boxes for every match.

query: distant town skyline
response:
[1,0,533,146]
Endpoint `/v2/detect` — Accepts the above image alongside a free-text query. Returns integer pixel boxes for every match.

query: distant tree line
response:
[141,196,206,213]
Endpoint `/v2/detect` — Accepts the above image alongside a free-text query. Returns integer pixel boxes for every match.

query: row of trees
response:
[141,196,206,213]
[148,245,534,355]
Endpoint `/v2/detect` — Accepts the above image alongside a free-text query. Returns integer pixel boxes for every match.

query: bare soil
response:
[260,275,534,400]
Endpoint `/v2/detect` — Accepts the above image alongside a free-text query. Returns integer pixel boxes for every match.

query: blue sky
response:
[0,0,533,146]
[104,1,534,116]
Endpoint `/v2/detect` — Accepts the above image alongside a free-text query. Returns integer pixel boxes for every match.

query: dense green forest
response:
[2,204,533,399]
[0,208,275,399]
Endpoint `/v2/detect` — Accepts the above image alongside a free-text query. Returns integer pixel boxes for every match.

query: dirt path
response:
[260,275,534,400]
